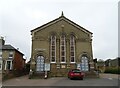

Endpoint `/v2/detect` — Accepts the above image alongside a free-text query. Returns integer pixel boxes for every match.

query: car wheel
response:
[80,78,83,80]
[70,78,73,80]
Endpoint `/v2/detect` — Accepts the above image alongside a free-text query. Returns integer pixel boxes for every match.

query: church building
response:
[30,12,95,77]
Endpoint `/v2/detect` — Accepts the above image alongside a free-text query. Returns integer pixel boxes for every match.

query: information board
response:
[45,63,50,71]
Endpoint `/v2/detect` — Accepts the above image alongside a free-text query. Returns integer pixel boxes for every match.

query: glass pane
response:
[71,57,74,62]
[61,46,64,50]
[61,52,65,56]
[82,60,84,62]
[71,52,74,56]
[85,60,88,62]
[52,41,55,45]
[7,61,11,70]
[61,41,64,45]
[9,52,13,54]
[52,36,55,40]
[52,46,55,50]
[52,57,55,62]
[61,57,65,62]
[52,51,55,56]
[71,46,74,51]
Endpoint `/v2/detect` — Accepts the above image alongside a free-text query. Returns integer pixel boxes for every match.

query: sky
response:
[0,0,119,62]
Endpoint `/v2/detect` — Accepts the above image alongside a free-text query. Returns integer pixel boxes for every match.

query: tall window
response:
[81,56,89,71]
[70,35,75,63]
[60,35,66,63]
[50,35,56,63]
[5,60,12,70]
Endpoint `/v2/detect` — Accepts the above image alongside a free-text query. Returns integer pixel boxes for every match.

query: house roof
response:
[2,45,15,50]
[0,45,24,55]
[31,13,93,35]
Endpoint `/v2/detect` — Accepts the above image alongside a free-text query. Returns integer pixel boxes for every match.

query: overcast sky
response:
[0,0,118,62]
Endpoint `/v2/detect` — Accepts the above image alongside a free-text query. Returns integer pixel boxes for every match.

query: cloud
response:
[0,0,118,61]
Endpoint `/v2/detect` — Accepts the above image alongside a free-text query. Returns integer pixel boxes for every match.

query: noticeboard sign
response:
[77,64,81,70]
[45,63,50,71]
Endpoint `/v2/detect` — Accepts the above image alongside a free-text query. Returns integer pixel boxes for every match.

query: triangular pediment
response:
[31,14,92,35]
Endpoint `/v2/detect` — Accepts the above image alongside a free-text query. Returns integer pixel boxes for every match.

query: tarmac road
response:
[2,74,119,86]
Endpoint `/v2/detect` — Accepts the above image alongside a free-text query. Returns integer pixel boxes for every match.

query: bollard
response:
[44,71,47,79]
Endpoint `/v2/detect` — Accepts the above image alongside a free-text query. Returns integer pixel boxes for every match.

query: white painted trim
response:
[70,35,75,63]
[60,35,66,63]
[50,35,56,63]
[50,62,56,64]
[0,51,2,59]
[0,60,2,70]
[5,60,12,70]
[60,62,66,64]
[70,62,76,64]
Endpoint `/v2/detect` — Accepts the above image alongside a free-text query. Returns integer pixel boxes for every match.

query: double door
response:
[36,56,45,72]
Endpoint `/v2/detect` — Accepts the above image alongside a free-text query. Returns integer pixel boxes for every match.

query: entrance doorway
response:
[36,55,45,72]
[81,56,89,71]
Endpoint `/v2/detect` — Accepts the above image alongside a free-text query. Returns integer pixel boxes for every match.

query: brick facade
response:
[30,13,95,77]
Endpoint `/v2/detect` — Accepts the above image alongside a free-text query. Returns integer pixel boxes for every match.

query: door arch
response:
[36,55,45,72]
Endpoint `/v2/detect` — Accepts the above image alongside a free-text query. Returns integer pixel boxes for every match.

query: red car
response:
[68,69,84,80]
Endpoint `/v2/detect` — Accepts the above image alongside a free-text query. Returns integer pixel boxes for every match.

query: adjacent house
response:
[0,37,25,74]
[97,58,120,73]
[105,57,120,67]
[30,12,96,78]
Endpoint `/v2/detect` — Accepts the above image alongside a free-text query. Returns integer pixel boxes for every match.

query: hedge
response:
[104,67,120,74]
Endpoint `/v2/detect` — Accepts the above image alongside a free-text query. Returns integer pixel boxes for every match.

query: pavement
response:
[99,73,119,79]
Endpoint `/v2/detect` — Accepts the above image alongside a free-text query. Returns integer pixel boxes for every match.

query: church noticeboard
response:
[61,65,66,68]
[77,64,81,70]
[45,63,50,71]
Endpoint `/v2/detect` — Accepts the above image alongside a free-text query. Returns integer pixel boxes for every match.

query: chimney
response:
[17,48,19,50]
[0,36,5,45]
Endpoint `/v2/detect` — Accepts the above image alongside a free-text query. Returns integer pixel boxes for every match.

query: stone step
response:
[33,72,45,79]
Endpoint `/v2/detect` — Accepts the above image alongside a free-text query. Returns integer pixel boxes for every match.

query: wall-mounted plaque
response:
[61,65,66,68]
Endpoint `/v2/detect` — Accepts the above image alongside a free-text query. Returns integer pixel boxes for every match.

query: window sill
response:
[70,62,76,64]
[50,62,56,63]
[60,62,66,63]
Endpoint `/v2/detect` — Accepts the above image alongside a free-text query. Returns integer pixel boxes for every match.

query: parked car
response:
[68,69,84,80]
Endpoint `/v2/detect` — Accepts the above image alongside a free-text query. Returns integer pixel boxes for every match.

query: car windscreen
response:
[72,69,81,73]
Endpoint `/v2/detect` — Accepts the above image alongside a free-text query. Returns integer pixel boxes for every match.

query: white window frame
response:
[50,35,56,63]
[0,60,2,70]
[5,60,13,70]
[0,51,2,59]
[70,35,75,63]
[60,35,66,63]
[9,51,13,58]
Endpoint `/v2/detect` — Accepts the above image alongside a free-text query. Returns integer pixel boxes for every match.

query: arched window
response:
[36,55,45,72]
[70,35,75,63]
[50,35,56,63]
[81,56,89,71]
[60,35,66,63]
